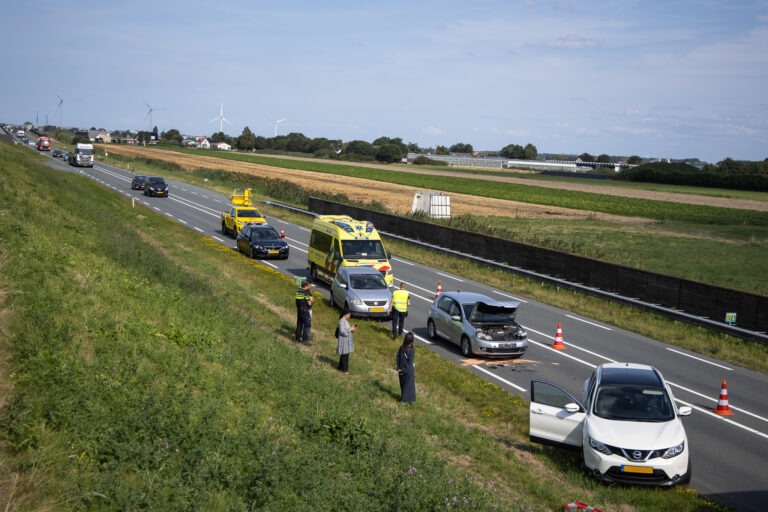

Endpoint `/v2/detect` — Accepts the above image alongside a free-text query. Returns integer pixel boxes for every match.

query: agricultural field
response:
[100,146,768,295]
[0,141,728,510]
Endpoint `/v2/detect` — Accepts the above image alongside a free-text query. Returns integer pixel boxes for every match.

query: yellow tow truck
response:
[220,188,268,237]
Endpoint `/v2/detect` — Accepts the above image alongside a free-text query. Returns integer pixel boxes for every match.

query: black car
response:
[143,176,168,197]
[236,225,289,260]
[52,149,64,158]
[131,175,147,190]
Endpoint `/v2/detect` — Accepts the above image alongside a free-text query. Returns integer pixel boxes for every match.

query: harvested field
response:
[103,146,653,224]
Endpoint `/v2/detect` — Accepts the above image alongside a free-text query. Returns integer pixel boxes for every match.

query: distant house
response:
[213,142,231,151]
[196,137,211,149]
[122,136,138,145]
[88,129,111,142]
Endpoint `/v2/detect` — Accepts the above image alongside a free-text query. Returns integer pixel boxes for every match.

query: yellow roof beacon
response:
[307,215,393,286]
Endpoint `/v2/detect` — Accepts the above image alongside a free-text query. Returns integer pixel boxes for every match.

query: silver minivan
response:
[330,266,393,318]
[427,291,528,357]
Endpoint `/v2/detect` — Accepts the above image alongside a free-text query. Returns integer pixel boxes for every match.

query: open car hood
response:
[469,301,519,322]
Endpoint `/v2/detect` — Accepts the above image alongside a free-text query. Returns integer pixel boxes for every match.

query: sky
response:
[1,0,767,162]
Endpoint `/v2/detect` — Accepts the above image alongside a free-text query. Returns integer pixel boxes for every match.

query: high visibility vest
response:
[392,290,409,312]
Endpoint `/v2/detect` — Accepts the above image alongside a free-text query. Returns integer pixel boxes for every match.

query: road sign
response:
[725,312,737,324]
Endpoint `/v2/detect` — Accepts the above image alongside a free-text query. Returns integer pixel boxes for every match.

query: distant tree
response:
[597,154,612,163]
[407,142,420,152]
[435,145,448,155]
[375,143,404,163]
[523,143,538,160]
[235,126,256,150]
[136,131,151,144]
[627,155,643,165]
[72,135,90,145]
[307,137,330,153]
[152,126,159,138]
[253,136,268,150]
[211,131,231,144]
[269,135,288,151]
[578,153,595,162]
[344,140,375,158]
[285,132,311,152]
[556,154,570,161]
[162,128,183,145]
[449,142,473,153]
[372,136,390,146]
[501,144,525,159]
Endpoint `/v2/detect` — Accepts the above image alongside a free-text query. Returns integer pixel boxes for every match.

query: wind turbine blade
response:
[223,117,232,125]
[210,116,220,123]
[145,111,152,122]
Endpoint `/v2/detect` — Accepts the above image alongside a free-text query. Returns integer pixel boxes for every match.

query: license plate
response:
[268,250,279,254]
[369,307,385,312]
[622,465,653,474]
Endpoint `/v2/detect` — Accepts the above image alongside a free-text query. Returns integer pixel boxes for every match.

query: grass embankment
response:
[0,144,727,510]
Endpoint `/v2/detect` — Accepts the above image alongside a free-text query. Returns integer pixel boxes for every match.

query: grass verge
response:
[0,142,730,510]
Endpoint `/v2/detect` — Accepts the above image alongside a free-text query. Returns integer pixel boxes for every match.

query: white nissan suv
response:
[529,363,692,486]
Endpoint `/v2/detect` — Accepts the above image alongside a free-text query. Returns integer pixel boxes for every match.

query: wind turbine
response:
[210,102,231,133]
[273,118,286,137]
[144,99,165,132]
[55,93,69,128]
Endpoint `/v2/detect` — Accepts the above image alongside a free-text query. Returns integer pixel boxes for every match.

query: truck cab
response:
[68,143,94,167]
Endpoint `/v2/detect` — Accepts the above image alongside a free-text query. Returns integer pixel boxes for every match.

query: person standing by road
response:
[336,310,356,373]
[389,282,411,339]
[295,279,314,346]
[396,332,416,403]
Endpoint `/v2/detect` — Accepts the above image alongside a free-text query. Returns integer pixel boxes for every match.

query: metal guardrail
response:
[261,200,768,345]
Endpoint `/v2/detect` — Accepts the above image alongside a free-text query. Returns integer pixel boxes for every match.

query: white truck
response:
[16,130,24,137]
[68,143,94,167]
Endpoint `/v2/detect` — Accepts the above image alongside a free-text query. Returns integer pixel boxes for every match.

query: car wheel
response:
[460,336,473,357]
[310,264,318,282]
[427,319,438,340]
[329,289,336,307]
[221,221,227,235]
[250,247,256,259]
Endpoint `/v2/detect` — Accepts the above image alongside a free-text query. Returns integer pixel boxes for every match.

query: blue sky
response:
[1,0,767,162]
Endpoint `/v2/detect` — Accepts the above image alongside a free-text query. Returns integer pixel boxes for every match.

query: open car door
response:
[529,380,586,448]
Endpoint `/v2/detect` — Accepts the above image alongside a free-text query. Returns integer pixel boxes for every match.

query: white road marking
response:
[153,207,161,211]
[165,212,173,217]
[407,330,432,345]
[566,314,612,330]
[213,236,224,242]
[285,236,308,246]
[397,278,438,296]
[473,365,526,392]
[178,219,188,225]
[194,227,204,233]
[202,195,209,198]
[493,291,528,303]
[528,339,597,368]
[392,257,414,266]
[675,397,768,441]
[526,327,615,362]
[437,271,463,282]
[260,260,278,269]
[169,196,220,217]
[666,348,731,370]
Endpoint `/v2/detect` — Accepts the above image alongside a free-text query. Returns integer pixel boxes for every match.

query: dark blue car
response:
[236,225,289,260]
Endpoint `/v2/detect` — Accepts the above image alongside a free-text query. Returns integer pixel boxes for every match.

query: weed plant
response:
[0,141,725,510]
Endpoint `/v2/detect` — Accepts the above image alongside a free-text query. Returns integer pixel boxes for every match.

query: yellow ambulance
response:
[308,215,394,286]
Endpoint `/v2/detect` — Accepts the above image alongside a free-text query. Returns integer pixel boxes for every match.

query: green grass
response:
[0,141,730,511]
[114,145,768,226]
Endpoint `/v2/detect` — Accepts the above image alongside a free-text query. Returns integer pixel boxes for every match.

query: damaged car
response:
[427,291,528,357]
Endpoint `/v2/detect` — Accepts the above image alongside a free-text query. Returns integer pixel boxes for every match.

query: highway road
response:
[26,139,768,511]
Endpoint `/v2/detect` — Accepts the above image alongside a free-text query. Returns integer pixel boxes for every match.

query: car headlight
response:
[661,441,685,459]
[475,330,493,341]
[252,245,264,250]
[588,435,612,455]
[386,269,393,275]
[350,298,364,305]
[518,328,527,339]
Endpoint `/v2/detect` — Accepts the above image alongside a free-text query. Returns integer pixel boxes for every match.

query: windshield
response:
[147,178,166,186]
[593,384,675,422]
[350,273,387,290]
[251,228,279,240]
[341,240,386,259]
[236,209,262,218]
[78,149,93,155]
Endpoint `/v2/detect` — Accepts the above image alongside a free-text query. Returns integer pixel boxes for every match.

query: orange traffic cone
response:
[552,322,566,349]
[280,226,285,239]
[434,280,442,300]
[712,380,734,415]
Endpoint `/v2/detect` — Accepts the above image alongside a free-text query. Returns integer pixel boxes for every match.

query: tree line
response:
[615,159,768,191]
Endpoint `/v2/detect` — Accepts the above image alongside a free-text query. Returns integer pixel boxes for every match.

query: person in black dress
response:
[396,332,416,403]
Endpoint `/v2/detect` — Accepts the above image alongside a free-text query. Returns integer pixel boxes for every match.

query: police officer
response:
[389,282,411,339]
[295,279,314,346]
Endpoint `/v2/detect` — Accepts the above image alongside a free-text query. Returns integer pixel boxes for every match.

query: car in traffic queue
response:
[143,176,169,197]
[52,149,64,158]
[529,363,692,486]
[236,224,289,260]
[131,175,147,190]
[330,266,393,318]
[221,206,267,237]
[427,291,528,357]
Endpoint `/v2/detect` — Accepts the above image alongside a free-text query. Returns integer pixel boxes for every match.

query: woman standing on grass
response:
[396,332,416,403]
[337,310,356,373]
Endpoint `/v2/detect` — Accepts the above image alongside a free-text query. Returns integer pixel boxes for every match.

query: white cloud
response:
[543,34,598,49]
[758,14,768,22]
[423,125,444,135]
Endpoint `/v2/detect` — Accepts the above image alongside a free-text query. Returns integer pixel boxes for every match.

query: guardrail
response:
[261,198,768,345]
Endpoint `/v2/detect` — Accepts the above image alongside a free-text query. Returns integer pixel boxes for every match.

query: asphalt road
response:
[28,140,768,511]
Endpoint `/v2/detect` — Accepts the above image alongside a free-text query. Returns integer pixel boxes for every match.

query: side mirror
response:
[677,406,692,417]
[451,315,461,322]
[564,403,581,413]
[339,283,347,289]
[387,251,392,260]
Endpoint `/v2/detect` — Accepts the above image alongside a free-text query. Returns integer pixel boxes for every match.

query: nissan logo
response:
[632,450,642,460]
